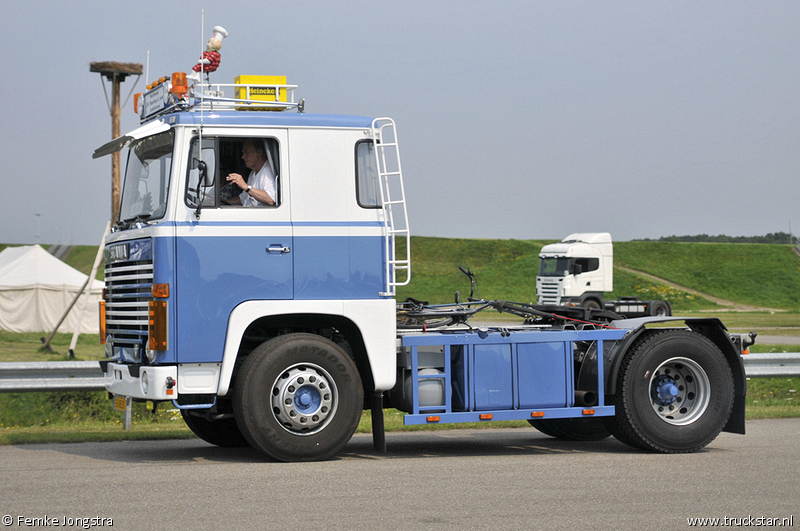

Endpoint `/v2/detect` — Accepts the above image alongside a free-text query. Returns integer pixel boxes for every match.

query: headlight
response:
[141,371,150,395]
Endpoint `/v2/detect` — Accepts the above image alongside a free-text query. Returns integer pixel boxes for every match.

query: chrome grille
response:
[104,254,153,351]
[538,280,560,305]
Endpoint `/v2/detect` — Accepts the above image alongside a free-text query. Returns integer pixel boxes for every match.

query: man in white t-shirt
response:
[225,139,277,206]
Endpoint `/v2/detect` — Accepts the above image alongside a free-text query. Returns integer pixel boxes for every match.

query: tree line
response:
[635,232,795,244]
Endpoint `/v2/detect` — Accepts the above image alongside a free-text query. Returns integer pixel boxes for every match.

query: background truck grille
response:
[538,281,559,305]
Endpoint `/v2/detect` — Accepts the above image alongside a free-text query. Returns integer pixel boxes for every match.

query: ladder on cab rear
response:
[372,117,411,297]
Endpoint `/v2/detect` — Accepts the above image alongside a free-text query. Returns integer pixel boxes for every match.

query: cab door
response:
[175,130,292,363]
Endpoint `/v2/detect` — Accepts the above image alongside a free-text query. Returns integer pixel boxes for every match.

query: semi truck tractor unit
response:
[95,31,752,461]
[537,232,672,317]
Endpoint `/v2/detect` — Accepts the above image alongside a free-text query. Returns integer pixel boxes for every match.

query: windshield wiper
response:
[115,214,153,231]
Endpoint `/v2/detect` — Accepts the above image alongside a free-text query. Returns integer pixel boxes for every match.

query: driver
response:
[224,138,277,206]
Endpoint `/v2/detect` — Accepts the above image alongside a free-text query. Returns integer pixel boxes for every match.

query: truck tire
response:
[581,299,602,310]
[528,417,611,441]
[604,329,734,453]
[233,333,363,462]
[649,301,671,316]
[181,407,251,448]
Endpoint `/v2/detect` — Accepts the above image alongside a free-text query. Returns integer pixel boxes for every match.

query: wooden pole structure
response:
[89,61,143,223]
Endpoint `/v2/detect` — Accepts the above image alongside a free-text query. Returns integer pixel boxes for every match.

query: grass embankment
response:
[1,239,798,444]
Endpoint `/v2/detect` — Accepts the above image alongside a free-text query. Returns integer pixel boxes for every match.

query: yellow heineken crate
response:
[234,75,288,104]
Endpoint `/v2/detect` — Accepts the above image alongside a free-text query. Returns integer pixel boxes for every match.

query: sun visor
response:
[92,120,170,159]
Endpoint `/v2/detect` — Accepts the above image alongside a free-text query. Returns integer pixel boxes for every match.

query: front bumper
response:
[103,362,177,401]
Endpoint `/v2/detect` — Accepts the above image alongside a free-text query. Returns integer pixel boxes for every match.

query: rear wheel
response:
[649,301,671,316]
[529,417,611,441]
[233,333,363,462]
[605,330,734,453]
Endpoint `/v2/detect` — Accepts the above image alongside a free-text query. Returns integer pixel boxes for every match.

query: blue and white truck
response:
[95,39,753,462]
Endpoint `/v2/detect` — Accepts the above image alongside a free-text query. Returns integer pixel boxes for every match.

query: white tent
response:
[0,245,104,334]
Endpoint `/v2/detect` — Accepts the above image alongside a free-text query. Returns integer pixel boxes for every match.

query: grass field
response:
[1,238,798,445]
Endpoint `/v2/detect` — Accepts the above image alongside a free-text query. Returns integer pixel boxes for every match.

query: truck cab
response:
[536,232,613,308]
[95,72,410,459]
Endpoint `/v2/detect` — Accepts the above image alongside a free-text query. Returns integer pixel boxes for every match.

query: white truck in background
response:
[536,233,672,317]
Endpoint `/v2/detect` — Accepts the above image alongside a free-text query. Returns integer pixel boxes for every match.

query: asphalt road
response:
[755,334,800,346]
[0,419,797,530]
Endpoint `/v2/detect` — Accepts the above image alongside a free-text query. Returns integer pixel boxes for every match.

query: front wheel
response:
[233,333,363,462]
[605,330,734,453]
[581,299,602,310]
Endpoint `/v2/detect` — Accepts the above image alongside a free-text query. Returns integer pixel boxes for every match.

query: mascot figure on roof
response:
[187,26,228,83]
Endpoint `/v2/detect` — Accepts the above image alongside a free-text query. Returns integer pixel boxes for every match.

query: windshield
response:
[119,130,174,222]
[538,256,570,277]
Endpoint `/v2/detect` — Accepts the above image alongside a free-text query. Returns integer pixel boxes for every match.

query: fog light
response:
[142,371,150,395]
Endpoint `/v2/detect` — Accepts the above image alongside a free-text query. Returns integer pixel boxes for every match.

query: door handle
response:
[266,246,291,254]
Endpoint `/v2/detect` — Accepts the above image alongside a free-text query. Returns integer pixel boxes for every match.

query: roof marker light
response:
[170,72,188,97]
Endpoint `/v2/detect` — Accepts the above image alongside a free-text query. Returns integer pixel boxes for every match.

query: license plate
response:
[113,395,129,411]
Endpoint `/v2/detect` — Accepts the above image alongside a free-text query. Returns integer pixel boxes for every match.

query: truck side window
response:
[185,136,281,208]
[221,137,280,207]
[355,140,380,208]
[186,137,217,208]
[574,258,599,273]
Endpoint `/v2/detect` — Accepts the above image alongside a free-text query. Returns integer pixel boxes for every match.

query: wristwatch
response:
[246,185,252,193]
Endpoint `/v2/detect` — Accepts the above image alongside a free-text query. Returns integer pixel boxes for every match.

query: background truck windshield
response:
[119,130,174,222]
[538,257,570,277]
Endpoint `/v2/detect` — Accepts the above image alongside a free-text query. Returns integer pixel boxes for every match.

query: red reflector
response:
[479,414,493,420]
[426,416,440,422]
[582,409,595,415]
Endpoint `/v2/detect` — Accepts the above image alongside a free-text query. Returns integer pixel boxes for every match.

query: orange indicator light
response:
[530,411,545,418]
[426,416,440,422]
[582,409,596,415]
[479,414,493,420]
[151,283,170,298]
[148,300,168,350]
[98,301,106,344]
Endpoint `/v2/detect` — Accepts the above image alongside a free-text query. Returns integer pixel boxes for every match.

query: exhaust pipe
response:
[575,390,597,407]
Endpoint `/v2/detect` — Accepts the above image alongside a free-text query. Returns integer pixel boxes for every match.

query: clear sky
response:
[2,0,798,245]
